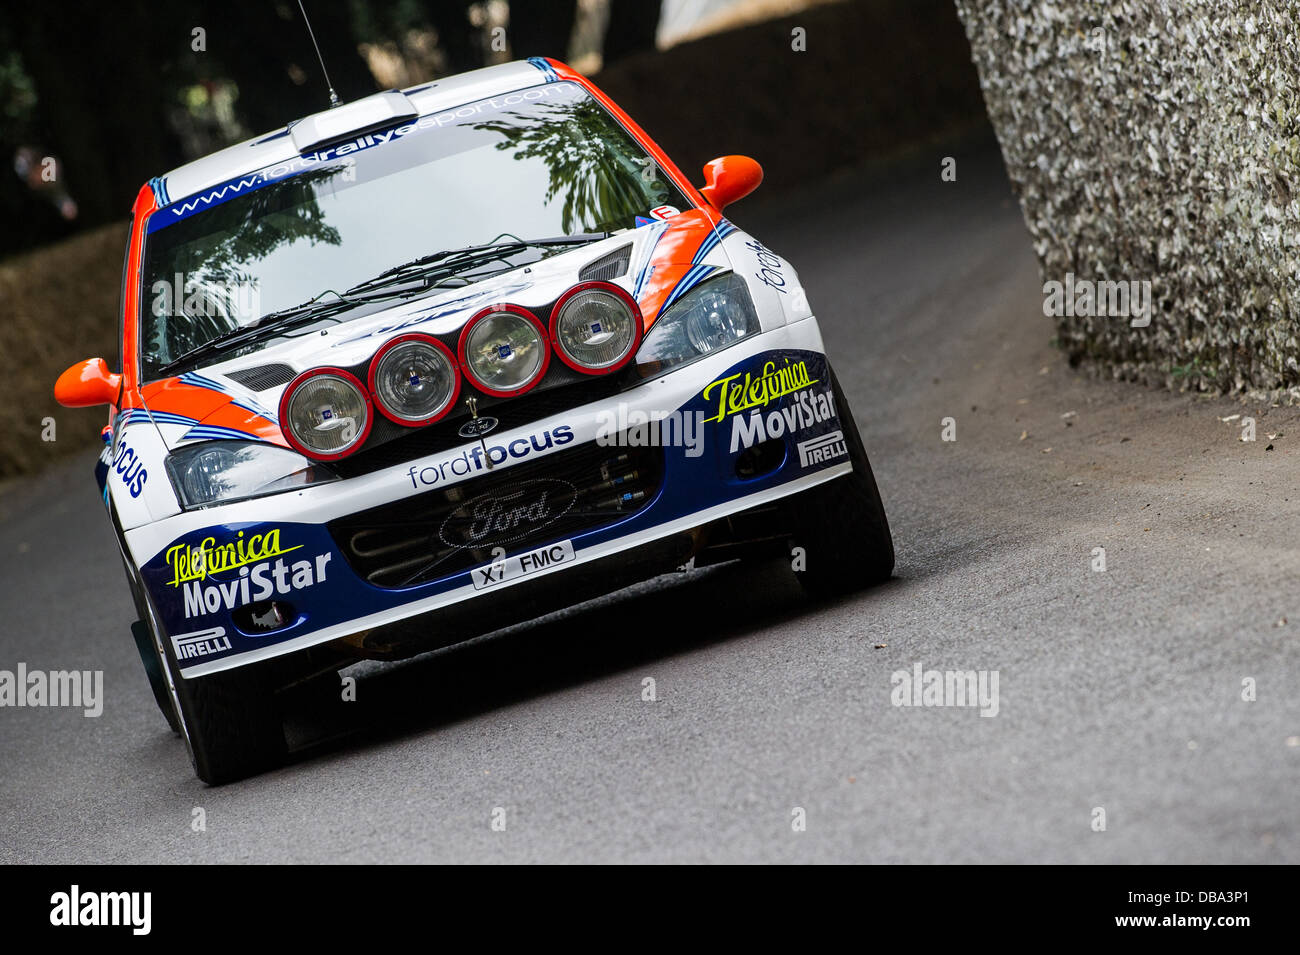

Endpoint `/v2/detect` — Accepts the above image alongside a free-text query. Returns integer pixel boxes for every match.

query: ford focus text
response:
[55,58,894,783]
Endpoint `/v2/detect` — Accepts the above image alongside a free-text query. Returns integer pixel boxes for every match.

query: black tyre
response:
[129,619,182,734]
[121,552,182,734]
[788,368,894,595]
[164,649,288,785]
[114,515,286,783]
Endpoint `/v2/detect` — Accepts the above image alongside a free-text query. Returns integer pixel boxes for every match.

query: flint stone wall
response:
[953,1,1300,398]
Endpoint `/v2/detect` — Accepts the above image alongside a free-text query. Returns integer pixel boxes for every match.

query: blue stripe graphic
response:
[527,57,559,83]
[692,219,737,265]
[661,264,721,311]
[181,425,263,443]
[179,372,227,392]
[632,222,671,297]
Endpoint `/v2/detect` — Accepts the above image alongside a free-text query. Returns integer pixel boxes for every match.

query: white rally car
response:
[55,58,894,783]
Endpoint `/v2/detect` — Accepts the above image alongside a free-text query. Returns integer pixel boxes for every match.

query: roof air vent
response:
[289,91,419,154]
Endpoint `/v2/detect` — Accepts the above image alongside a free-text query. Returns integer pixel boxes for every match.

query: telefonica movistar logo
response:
[702,359,818,423]
[166,529,301,587]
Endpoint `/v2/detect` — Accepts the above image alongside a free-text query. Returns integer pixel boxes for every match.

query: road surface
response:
[2,147,1296,863]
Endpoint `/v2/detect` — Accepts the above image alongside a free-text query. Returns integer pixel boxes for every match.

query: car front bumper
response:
[127,317,854,677]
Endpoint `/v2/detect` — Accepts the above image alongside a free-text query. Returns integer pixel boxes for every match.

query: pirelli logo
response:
[170,626,232,660]
[797,430,848,468]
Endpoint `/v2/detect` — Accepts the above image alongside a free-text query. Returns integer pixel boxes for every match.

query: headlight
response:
[459,305,549,396]
[370,334,460,425]
[279,367,372,460]
[635,272,759,377]
[550,282,642,373]
[165,441,336,509]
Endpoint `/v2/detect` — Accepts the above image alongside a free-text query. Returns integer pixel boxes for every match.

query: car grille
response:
[578,244,631,281]
[225,363,297,391]
[328,440,663,588]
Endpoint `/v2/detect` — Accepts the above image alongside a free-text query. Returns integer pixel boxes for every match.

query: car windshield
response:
[139,80,689,380]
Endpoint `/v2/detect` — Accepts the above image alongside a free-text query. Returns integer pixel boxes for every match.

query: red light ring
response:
[277,366,374,461]
[368,333,461,426]
[457,304,551,398]
[549,281,644,375]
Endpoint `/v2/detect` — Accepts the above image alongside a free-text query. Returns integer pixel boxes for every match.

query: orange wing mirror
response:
[55,358,122,408]
[700,155,763,210]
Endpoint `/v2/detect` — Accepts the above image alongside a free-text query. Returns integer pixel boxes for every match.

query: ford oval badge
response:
[459,416,499,439]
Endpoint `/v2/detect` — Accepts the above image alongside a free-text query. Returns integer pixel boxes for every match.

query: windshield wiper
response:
[345,233,609,295]
[154,294,351,377]
[154,235,609,377]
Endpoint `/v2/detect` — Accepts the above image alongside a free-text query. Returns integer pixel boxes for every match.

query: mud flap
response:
[132,619,179,733]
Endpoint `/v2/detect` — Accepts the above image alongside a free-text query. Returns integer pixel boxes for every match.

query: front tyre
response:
[161,637,288,786]
[788,368,894,595]
[122,556,181,735]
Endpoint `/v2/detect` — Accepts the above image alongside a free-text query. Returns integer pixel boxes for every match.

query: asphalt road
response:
[2,147,1296,863]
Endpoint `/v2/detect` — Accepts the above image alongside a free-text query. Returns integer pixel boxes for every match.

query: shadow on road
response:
[281,556,900,771]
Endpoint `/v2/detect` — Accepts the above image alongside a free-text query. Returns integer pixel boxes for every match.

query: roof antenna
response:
[297,0,343,108]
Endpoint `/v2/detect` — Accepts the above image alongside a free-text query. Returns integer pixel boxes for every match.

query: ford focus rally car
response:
[55,58,893,783]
